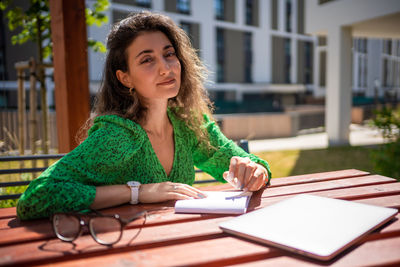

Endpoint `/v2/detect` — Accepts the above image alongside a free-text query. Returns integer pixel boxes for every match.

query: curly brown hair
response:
[85,11,215,147]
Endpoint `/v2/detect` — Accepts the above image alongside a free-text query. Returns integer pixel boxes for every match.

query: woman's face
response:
[116,31,181,104]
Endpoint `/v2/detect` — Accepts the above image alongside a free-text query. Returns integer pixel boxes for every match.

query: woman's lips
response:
[157,78,175,86]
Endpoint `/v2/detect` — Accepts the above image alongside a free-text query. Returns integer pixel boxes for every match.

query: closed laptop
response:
[219,194,397,261]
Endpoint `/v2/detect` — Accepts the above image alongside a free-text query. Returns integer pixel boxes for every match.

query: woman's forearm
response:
[90,185,131,210]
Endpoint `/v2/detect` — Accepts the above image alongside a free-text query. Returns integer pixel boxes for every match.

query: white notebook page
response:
[175,191,252,214]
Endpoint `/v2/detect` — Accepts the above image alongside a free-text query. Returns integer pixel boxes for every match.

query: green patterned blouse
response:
[17,110,271,220]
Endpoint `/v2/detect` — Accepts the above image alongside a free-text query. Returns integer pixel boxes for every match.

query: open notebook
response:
[175,191,252,214]
[219,194,397,261]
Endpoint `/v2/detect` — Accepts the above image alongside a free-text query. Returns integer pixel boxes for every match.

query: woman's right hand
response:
[138,182,207,203]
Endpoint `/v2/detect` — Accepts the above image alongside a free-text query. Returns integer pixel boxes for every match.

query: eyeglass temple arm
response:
[124,211,146,223]
[90,209,146,224]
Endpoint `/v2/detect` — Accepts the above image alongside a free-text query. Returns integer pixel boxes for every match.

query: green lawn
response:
[253,145,380,179]
[0,144,385,208]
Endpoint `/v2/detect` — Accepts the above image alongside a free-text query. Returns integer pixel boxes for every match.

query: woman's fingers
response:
[227,157,268,192]
[170,183,207,199]
[243,161,257,188]
[139,182,207,203]
[232,157,251,189]
[244,168,266,191]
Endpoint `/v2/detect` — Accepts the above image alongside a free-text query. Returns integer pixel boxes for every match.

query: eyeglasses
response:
[51,210,146,246]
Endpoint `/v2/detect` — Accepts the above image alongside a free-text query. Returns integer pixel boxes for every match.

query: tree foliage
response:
[370,106,400,180]
[0,0,109,61]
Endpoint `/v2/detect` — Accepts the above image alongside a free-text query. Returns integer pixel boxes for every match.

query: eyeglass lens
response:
[53,214,81,241]
[89,216,122,245]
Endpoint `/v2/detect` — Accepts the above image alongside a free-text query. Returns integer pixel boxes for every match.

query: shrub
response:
[370,106,400,180]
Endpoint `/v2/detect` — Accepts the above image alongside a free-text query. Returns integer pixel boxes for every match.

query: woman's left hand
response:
[223,156,268,191]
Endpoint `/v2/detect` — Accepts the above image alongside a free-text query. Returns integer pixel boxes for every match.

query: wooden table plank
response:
[0,207,16,220]
[0,216,230,266]
[354,194,400,210]
[260,182,400,208]
[264,175,396,198]
[271,169,370,187]
[235,236,400,267]
[34,216,400,267]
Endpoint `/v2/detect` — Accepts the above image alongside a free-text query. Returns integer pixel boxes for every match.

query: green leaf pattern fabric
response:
[17,110,271,220]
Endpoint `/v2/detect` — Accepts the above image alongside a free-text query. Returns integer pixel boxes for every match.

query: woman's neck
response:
[140,101,171,138]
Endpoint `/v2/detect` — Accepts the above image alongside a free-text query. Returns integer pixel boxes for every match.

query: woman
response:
[17,11,271,220]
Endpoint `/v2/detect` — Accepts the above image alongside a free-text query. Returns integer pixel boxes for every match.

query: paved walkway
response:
[249,124,387,152]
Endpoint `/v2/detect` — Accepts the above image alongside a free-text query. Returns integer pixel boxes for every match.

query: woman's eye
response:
[165,51,176,57]
[140,57,153,64]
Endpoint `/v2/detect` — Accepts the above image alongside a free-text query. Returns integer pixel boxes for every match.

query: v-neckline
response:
[139,110,177,179]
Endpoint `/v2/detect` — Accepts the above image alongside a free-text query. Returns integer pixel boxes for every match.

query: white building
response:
[305,0,400,145]
[88,0,315,111]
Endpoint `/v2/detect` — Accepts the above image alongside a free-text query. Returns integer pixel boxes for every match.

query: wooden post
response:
[16,68,25,156]
[38,66,49,155]
[49,0,90,153]
[29,58,38,172]
[29,58,37,155]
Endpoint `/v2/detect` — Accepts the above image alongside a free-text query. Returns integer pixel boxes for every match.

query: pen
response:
[225,190,252,199]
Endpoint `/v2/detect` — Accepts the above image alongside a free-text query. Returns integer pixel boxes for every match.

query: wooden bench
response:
[0,140,249,201]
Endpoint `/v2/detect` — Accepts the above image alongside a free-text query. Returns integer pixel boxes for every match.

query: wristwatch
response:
[127,181,141,205]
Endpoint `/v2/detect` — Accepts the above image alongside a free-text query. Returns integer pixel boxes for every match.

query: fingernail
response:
[231,158,237,166]
[234,177,242,189]
[197,193,206,199]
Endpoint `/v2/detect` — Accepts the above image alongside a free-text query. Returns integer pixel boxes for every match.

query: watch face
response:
[128,181,141,187]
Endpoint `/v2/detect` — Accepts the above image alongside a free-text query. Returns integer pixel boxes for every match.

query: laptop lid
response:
[219,194,397,261]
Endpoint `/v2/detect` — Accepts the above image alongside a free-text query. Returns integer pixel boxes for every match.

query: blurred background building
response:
[0,0,399,148]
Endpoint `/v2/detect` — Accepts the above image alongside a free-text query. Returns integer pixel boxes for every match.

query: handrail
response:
[0,154,65,162]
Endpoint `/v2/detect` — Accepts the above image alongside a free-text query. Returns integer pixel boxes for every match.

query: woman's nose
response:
[159,58,171,75]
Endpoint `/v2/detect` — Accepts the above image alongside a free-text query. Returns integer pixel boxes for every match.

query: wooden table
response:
[1,169,399,266]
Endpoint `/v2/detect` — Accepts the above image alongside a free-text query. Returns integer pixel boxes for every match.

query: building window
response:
[353,38,368,90]
[271,0,278,30]
[285,0,292,32]
[319,0,336,4]
[135,0,151,8]
[383,39,392,55]
[382,58,390,87]
[180,21,200,53]
[0,12,7,81]
[216,28,225,82]
[215,0,225,20]
[180,22,191,37]
[177,0,190,14]
[304,42,313,84]
[284,38,291,83]
[381,39,398,88]
[244,32,252,82]
[397,40,400,56]
[245,0,253,25]
[319,51,326,87]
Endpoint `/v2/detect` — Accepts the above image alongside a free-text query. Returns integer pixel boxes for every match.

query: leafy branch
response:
[0,0,109,61]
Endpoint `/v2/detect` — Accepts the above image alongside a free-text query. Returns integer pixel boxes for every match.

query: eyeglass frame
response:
[51,209,146,246]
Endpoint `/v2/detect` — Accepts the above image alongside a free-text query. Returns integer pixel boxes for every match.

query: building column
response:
[196,0,215,82]
[236,0,244,26]
[253,0,270,83]
[326,26,352,146]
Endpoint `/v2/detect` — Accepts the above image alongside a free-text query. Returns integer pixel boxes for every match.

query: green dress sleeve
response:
[193,115,271,183]
[17,118,143,220]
